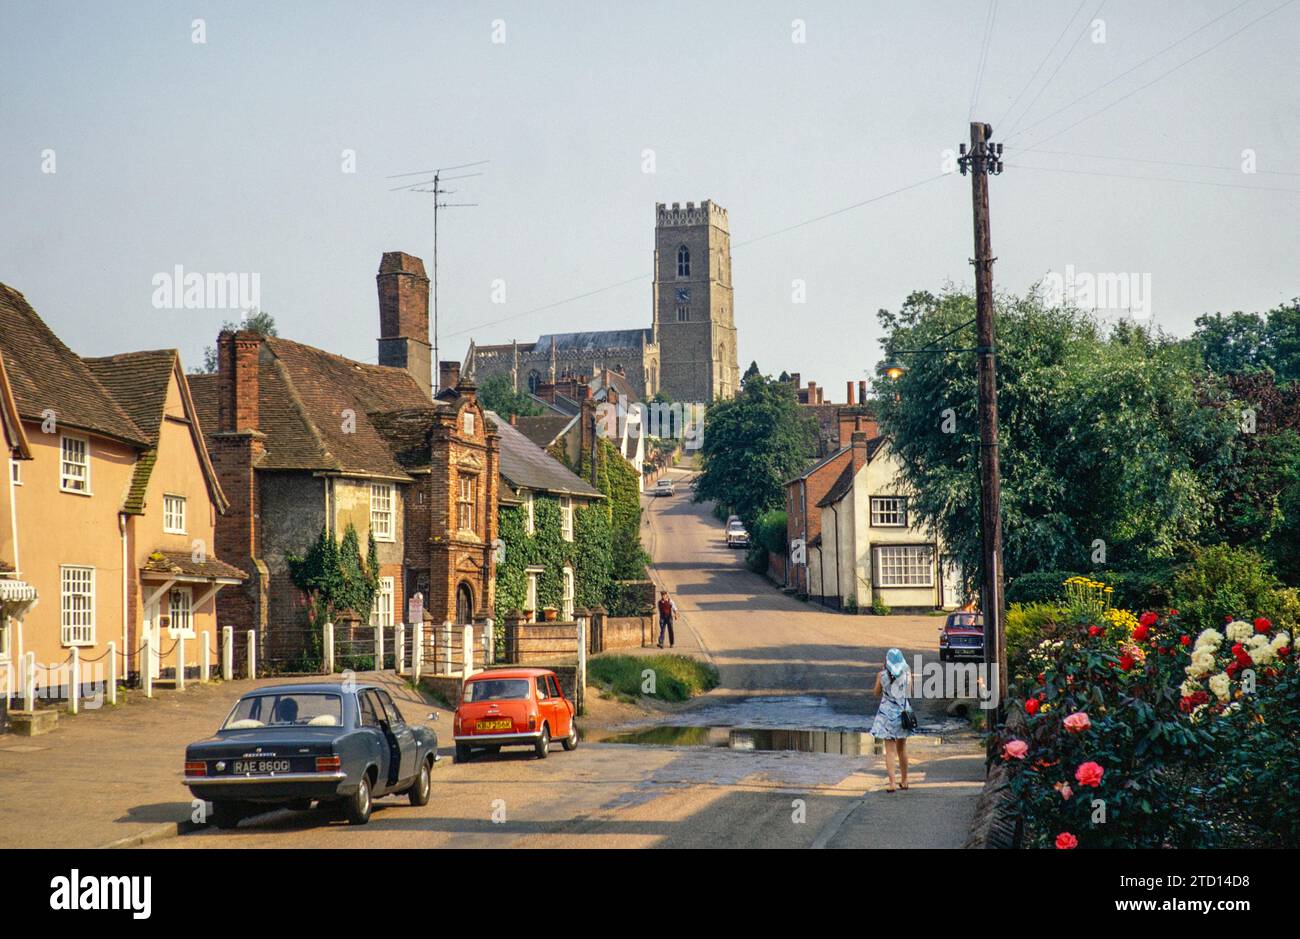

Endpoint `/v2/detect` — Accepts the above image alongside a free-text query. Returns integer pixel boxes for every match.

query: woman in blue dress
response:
[870,647,912,792]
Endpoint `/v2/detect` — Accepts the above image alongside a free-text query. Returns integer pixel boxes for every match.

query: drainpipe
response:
[830,502,842,610]
[119,513,129,674]
[7,456,19,573]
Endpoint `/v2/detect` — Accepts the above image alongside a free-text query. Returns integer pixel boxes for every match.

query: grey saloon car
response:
[183,682,439,828]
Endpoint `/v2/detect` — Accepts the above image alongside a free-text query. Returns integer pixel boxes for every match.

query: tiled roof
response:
[369,406,442,469]
[817,463,857,508]
[535,329,650,354]
[487,410,602,499]
[513,414,574,449]
[189,337,434,479]
[142,550,247,581]
[0,284,148,446]
[85,350,176,444]
[786,446,850,486]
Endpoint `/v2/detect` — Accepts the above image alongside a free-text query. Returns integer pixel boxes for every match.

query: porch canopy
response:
[140,550,246,630]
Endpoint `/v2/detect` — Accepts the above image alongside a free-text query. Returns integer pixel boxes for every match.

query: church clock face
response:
[675,288,691,304]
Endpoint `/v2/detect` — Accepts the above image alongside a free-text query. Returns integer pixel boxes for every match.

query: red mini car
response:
[453,668,578,762]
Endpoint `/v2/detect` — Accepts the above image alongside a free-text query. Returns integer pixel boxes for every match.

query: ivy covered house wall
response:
[493,495,613,621]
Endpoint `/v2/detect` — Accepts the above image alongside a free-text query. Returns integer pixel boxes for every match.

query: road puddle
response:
[597,725,876,754]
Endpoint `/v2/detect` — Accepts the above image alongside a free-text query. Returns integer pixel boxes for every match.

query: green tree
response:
[875,288,1220,587]
[479,373,545,419]
[694,373,816,526]
[200,310,278,373]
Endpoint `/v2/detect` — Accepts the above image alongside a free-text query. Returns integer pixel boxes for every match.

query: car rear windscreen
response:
[463,678,531,702]
[223,692,342,729]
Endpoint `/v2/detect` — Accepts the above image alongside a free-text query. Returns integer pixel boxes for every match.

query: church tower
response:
[652,200,739,403]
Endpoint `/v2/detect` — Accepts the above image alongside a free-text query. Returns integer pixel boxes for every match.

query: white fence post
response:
[107,641,117,705]
[440,621,452,675]
[200,631,210,683]
[483,617,494,666]
[575,611,587,717]
[247,629,257,680]
[323,621,335,674]
[23,651,35,711]
[69,646,80,715]
[2,660,9,709]
[462,624,474,678]
[412,622,423,682]
[222,626,233,681]
[143,623,153,699]
[376,625,385,672]
[176,633,186,691]
[395,624,406,676]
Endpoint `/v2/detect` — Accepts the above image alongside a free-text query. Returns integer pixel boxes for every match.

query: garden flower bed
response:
[994,578,1297,848]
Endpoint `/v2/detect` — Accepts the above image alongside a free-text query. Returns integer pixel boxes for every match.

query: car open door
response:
[547,674,570,738]
[375,689,419,789]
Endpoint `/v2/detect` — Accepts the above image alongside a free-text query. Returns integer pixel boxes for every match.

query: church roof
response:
[534,329,651,354]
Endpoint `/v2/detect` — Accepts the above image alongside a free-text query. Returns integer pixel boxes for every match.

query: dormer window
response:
[676,245,690,278]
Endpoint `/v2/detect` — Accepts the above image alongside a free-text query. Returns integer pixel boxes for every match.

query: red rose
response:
[1279,646,1291,657]
[1254,617,1272,633]
[1139,611,1158,628]
[1133,624,1150,641]
[1075,761,1104,788]
[1169,609,1179,616]
[1227,662,1240,677]
[1055,832,1079,850]
[1231,643,1244,656]
[1038,691,1047,701]
[1180,635,1191,646]
[1037,672,1046,683]
[1024,698,1039,715]
[1088,625,1102,637]
[1158,647,1167,655]
[1119,654,1135,672]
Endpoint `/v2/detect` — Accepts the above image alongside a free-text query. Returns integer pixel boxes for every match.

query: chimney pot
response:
[846,381,856,405]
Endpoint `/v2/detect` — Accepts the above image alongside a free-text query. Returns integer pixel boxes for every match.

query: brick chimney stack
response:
[377,252,432,399]
[850,428,870,473]
[439,360,460,393]
[217,329,263,433]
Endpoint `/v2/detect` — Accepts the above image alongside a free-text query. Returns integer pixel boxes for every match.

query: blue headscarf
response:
[885,647,908,679]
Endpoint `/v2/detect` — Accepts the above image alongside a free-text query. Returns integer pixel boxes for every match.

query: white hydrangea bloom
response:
[1195,628,1224,651]
[1225,621,1252,643]
[1272,632,1291,651]
[1208,672,1231,702]
[1186,650,1216,678]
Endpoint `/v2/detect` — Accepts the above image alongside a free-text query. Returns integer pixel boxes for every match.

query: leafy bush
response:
[587,654,719,702]
[1005,602,1063,669]
[1171,544,1291,634]
[753,509,788,555]
[1006,571,1082,605]
[870,595,890,616]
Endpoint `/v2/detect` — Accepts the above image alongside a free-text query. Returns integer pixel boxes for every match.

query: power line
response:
[1006,0,1256,142]
[969,0,999,120]
[1014,147,1300,178]
[1011,0,1296,149]
[994,0,1088,131]
[440,172,952,341]
[1008,162,1300,195]
[1003,0,1107,138]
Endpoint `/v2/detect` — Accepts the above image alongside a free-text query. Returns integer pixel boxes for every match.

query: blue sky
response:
[2,0,1297,396]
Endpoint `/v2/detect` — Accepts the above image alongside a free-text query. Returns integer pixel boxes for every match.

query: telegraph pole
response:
[958,121,1007,708]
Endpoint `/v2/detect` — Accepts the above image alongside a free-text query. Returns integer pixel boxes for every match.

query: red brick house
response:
[188,252,498,668]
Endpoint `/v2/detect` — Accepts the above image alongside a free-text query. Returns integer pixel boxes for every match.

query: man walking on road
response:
[657,590,678,649]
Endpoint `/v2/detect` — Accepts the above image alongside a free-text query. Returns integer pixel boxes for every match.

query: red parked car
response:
[453,668,578,762]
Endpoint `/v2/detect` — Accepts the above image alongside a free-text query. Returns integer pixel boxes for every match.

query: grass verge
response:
[588,654,719,703]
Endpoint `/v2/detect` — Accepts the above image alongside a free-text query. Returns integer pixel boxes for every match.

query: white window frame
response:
[163,493,187,534]
[523,490,535,535]
[60,565,95,646]
[59,435,91,495]
[874,545,934,588]
[370,483,395,542]
[0,618,9,660]
[870,496,908,528]
[560,496,574,542]
[168,585,194,638]
[10,460,20,486]
[370,575,395,628]
[525,567,544,614]
[562,566,575,621]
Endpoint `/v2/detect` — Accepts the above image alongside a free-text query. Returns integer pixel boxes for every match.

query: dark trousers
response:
[658,616,674,647]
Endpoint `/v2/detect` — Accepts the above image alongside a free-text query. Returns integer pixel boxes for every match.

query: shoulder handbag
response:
[890,671,918,731]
